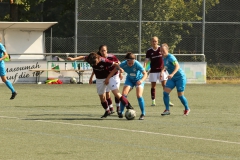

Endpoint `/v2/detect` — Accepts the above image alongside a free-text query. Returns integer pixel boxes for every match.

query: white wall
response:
[2,61,206,84]
[3,61,93,84]
[4,30,45,59]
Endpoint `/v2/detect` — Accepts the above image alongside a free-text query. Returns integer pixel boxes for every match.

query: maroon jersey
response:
[106,54,119,75]
[145,46,164,73]
[85,56,115,79]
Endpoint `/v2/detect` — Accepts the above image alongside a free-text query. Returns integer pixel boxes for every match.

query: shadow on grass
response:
[23,113,121,121]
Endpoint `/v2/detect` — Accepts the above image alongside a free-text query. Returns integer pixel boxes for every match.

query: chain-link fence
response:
[45,0,240,65]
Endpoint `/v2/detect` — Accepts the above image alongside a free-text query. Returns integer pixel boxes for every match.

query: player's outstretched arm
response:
[67,56,85,61]
[143,59,149,69]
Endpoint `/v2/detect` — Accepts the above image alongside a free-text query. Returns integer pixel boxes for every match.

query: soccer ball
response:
[125,109,136,120]
[70,77,77,84]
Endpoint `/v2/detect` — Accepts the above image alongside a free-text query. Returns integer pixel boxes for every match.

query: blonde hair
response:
[161,43,169,50]
[151,36,158,41]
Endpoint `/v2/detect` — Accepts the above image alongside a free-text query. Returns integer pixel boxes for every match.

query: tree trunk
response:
[10,2,18,21]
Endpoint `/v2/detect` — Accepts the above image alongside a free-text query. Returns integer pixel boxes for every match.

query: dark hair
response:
[87,52,99,66]
[125,52,135,60]
[97,51,101,56]
[98,44,107,51]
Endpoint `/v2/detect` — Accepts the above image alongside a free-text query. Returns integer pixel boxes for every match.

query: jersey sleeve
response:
[169,55,178,66]
[105,58,115,68]
[0,44,6,52]
[145,50,150,59]
[119,60,127,69]
[112,55,120,63]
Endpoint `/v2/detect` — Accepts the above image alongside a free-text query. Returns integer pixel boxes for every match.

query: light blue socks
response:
[5,80,15,93]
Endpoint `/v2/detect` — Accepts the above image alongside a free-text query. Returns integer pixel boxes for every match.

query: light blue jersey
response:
[163,53,185,80]
[162,53,189,111]
[119,59,146,116]
[120,60,145,84]
[0,43,6,76]
[0,43,16,96]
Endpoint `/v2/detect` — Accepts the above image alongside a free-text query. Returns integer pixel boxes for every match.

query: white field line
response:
[1,115,240,145]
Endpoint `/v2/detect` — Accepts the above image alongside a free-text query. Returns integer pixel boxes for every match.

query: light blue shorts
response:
[165,77,186,92]
[0,64,6,76]
[124,77,145,88]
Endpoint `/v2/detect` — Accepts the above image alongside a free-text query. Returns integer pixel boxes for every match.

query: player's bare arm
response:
[0,51,8,61]
[67,56,85,61]
[136,70,147,85]
[89,71,95,84]
[168,62,180,79]
[143,59,149,69]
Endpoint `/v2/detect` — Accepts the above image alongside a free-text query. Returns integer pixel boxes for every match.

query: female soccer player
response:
[143,36,174,106]
[0,41,17,99]
[105,52,147,120]
[89,45,122,114]
[67,52,133,118]
[160,43,190,116]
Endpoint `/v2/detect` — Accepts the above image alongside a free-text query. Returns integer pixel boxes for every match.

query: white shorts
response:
[96,77,119,95]
[149,71,168,82]
[106,73,120,92]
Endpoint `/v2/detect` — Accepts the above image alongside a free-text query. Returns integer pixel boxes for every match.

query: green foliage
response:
[13,0,45,7]
[1,0,46,21]
[1,0,221,52]
[207,64,240,79]
[43,0,75,37]
[78,0,219,53]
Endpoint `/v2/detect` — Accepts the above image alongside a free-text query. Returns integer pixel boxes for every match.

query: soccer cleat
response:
[116,106,120,113]
[117,111,121,116]
[110,108,115,114]
[116,106,120,115]
[126,102,134,110]
[10,92,17,100]
[183,109,190,116]
[161,110,170,116]
[118,113,123,118]
[151,100,156,106]
[110,110,115,114]
[169,102,174,106]
[101,110,110,118]
[139,114,145,120]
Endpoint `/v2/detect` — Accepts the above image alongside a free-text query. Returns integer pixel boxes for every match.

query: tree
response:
[0,0,75,37]
[77,0,220,53]
[0,0,45,21]
[43,0,75,37]
[8,0,46,21]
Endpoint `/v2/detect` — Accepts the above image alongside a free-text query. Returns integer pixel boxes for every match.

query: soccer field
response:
[0,84,239,160]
